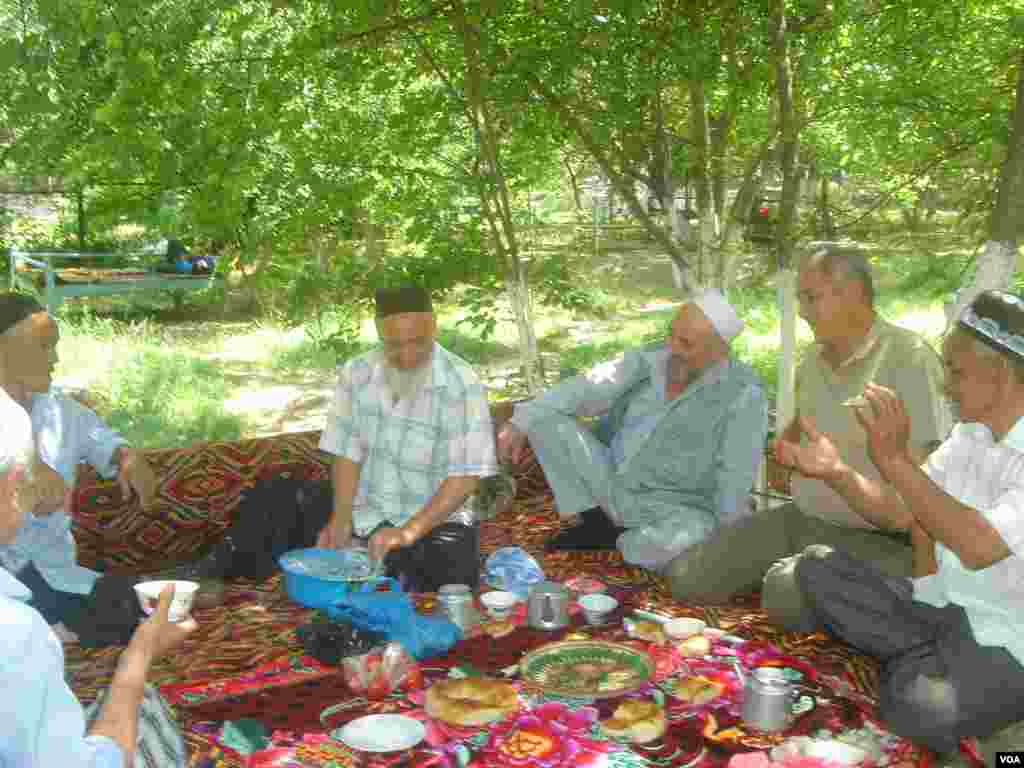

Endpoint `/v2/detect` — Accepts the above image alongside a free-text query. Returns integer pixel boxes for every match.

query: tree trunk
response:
[655,85,688,288]
[990,46,1024,249]
[770,0,801,433]
[454,1,542,394]
[719,131,777,287]
[944,47,1024,327]
[818,175,836,240]
[688,79,717,287]
[563,157,584,213]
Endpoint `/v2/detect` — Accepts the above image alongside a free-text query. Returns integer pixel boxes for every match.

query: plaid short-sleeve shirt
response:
[319,343,498,536]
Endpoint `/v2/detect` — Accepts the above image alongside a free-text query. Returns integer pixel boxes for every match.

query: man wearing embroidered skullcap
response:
[498,288,768,570]
[0,292,159,645]
[1,387,194,766]
[666,243,952,612]
[317,284,498,592]
[770,289,1024,755]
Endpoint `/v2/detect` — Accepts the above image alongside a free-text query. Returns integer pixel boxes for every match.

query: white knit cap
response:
[689,288,744,342]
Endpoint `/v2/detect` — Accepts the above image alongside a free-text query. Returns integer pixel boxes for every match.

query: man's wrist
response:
[876,452,916,485]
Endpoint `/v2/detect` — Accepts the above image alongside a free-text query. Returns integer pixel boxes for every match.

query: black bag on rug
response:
[216,476,333,581]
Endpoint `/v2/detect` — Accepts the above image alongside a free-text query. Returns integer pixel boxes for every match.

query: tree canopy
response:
[2,0,1022,346]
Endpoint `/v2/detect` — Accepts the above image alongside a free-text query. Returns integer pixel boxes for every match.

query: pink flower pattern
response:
[472,702,617,767]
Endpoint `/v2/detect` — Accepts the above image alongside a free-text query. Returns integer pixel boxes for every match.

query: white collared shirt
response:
[913,419,1024,666]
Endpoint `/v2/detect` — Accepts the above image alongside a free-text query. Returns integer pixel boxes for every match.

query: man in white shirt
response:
[773,290,1024,754]
[0,388,194,767]
[0,292,158,641]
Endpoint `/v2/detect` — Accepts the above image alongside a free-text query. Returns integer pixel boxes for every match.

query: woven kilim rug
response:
[64,444,943,767]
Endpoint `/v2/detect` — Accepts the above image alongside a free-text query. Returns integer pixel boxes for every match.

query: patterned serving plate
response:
[520,640,654,698]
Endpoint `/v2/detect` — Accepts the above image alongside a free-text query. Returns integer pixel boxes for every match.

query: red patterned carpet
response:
[64,444,940,767]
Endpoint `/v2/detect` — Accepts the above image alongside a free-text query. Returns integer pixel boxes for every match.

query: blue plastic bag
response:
[484,546,545,599]
[326,582,462,660]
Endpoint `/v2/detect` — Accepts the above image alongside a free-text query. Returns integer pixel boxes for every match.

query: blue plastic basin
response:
[278,547,388,610]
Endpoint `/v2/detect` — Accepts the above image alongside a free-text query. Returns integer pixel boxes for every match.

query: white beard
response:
[383,361,431,404]
[667,355,692,390]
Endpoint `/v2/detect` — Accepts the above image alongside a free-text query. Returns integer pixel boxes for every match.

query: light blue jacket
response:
[0,392,125,595]
[0,568,123,767]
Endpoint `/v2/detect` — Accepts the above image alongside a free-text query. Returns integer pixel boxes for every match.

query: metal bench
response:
[9,249,215,313]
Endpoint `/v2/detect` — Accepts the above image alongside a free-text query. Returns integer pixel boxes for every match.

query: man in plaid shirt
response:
[317,285,498,592]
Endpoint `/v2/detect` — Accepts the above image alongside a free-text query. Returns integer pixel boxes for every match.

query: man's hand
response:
[117,448,158,509]
[128,584,197,663]
[317,515,353,549]
[852,383,914,478]
[773,416,844,480]
[497,423,529,465]
[368,526,412,562]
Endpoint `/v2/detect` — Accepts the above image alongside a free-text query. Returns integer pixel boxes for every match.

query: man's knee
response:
[792,543,837,591]
[880,673,961,752]
[763,545,834,632]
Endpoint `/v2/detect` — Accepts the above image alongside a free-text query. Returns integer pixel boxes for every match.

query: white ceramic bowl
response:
[480,590,518,620]
[578,592,619,625]
[664,617,707,640]
[134,580,199,623]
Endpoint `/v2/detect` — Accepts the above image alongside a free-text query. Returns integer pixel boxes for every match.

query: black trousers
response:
[12,561,89,628]
[374,522,480,593]
[795,546,1024,752]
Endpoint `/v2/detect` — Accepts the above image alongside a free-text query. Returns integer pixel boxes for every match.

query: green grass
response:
[101,349,246,446]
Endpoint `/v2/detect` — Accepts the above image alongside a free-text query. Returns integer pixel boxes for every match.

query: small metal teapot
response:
[735,664,800,733]
[527,581,570,631]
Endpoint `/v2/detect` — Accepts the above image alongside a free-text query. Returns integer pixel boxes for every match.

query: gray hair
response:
[799,241,875,306]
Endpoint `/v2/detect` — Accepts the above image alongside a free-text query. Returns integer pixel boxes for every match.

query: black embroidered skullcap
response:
[374,285,433,318]
[958,290,1024,361]
[0,293,44,335]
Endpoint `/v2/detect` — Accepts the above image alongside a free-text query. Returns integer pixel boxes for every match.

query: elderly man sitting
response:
[316,285,498,592]
[666,243,951,611]
[1,388,193,767]
[498,289,768,571]
[0,293,158,644]
[773,290,1024,756]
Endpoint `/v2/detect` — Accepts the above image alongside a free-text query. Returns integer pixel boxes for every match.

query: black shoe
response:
[544,507,625,551]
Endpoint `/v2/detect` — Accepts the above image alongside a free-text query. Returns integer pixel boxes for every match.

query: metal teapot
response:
[735,664,800,733]
[527,581,570,631]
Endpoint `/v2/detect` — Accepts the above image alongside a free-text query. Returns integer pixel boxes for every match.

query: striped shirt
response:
[319,343,498,536]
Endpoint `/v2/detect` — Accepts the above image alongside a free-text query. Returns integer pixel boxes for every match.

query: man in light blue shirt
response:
[498,289,768,571]
[0,293,159,638]
[1,387,193,767]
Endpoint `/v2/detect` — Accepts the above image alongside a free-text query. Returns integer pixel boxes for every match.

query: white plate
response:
[332,714,426,752]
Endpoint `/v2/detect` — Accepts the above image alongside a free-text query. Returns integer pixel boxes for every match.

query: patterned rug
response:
[64,442,940,767]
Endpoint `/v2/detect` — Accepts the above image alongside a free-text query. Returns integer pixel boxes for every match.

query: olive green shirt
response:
[792,318,951,529]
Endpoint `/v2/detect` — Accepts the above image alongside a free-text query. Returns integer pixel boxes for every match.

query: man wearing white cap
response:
[498,288,768,570]
[666,243,951,612]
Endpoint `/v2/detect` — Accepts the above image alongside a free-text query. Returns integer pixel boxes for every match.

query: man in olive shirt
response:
[667,243,951,625]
